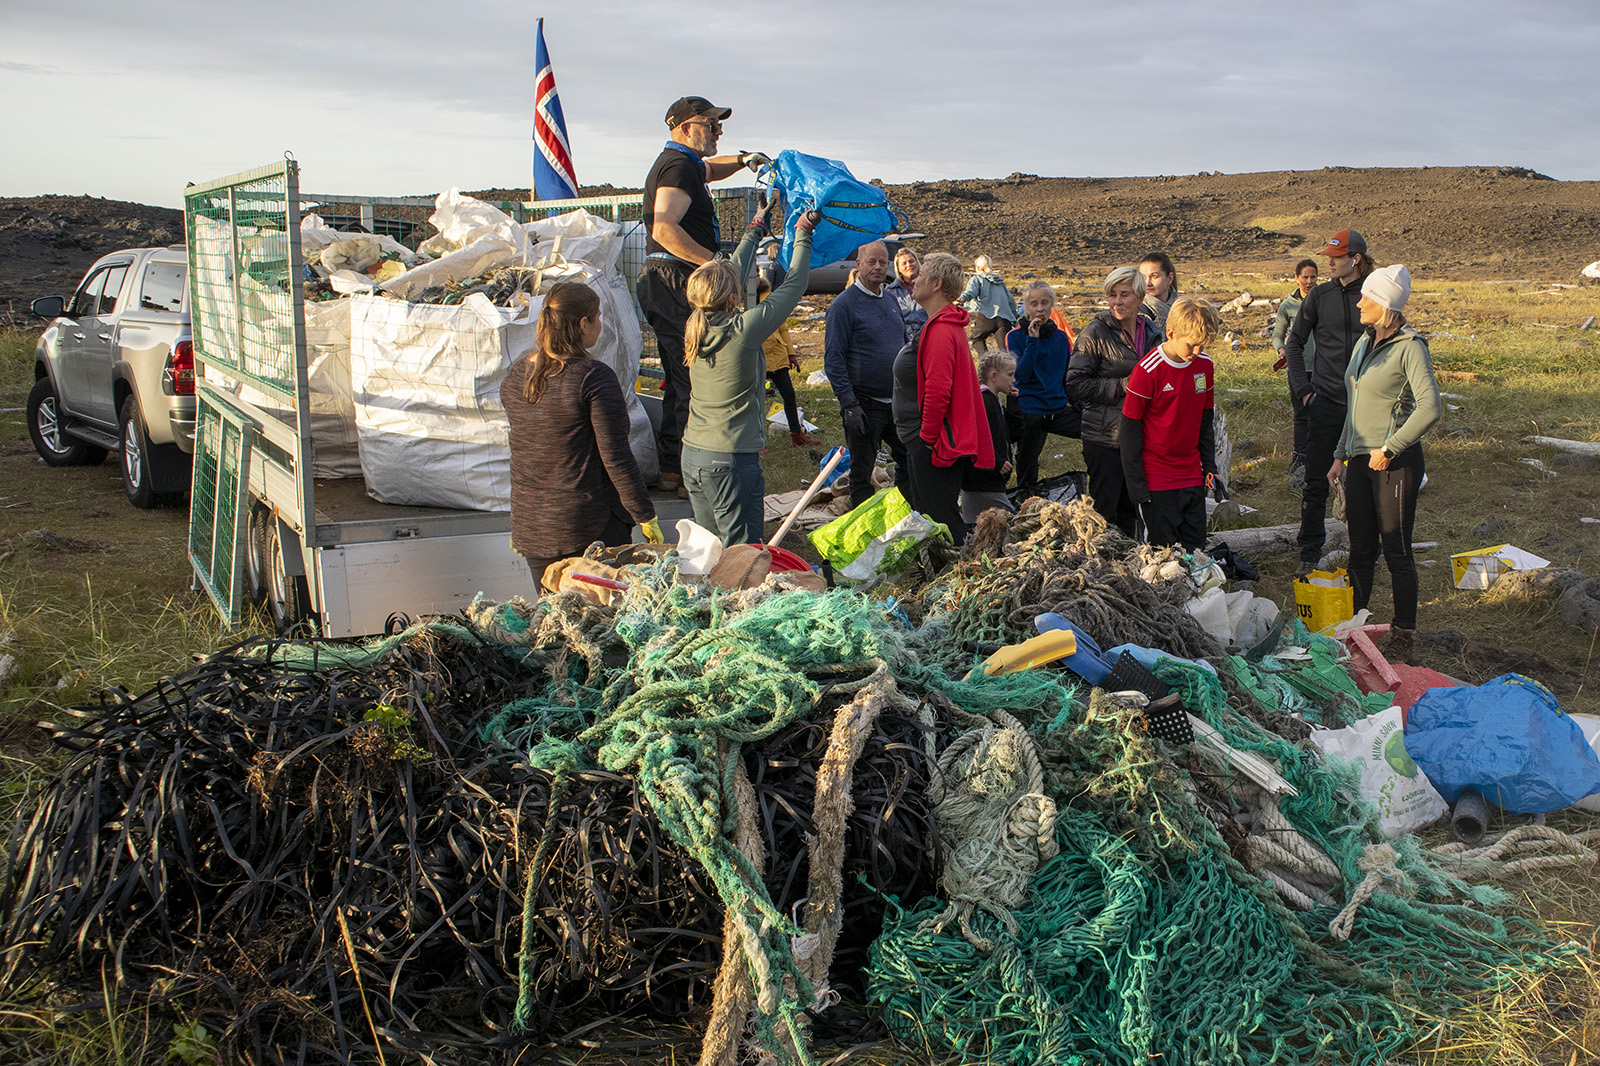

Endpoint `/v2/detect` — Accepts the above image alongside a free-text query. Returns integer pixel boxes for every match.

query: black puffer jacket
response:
[1066,312,1163,448]
[1285,275,1366,404]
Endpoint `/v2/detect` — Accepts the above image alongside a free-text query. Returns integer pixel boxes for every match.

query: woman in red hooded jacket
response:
[904,252,994,545]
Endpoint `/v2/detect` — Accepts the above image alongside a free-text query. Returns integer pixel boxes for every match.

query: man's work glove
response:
[641,516,664,544]
[840,404,867,440]
[739,151,772,174]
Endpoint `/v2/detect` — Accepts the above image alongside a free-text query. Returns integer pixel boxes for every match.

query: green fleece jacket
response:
[1272,291,1314,375]
[683,226,812,454]
[1335,325,1442,461]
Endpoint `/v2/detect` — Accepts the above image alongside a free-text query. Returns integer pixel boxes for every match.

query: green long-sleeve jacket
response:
[1334,325,1442,461]
[1272,291,1314,375]
[684,226,812,454]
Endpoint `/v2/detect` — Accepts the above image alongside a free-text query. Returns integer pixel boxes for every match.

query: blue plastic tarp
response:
[767,150,905,269]
[1406,672,1600,813]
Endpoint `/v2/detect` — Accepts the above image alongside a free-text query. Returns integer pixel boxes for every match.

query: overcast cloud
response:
[3,0,1598,207]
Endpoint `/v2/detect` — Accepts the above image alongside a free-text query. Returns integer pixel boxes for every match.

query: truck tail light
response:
[167,340,195,395]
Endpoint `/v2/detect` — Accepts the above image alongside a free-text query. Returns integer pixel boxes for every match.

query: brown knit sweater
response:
[500,356,655,559]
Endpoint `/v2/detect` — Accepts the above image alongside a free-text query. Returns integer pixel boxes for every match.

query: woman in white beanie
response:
[1326,264,1441,657]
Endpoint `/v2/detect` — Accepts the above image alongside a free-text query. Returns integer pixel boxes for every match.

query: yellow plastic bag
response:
[1294,568,1354,634]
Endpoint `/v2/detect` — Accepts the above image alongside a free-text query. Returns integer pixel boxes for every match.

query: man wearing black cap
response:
[639,96,770,491]
[1285,227,1375,576]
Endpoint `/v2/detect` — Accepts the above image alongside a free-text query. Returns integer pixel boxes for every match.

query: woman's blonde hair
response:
[1023,279,1056,304]
[920,252,965,301]
[522,281,599,403]
[974,254,993,273]
[1104,265,1146,298]
[1164,295,1222,345]
[684,259,741,366]
[1374,307,1406,332]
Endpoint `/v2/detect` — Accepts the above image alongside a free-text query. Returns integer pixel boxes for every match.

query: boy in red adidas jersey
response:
[1120,295,1222,550]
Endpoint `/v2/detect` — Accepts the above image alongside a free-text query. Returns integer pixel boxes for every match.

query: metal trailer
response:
[184,159,758,636]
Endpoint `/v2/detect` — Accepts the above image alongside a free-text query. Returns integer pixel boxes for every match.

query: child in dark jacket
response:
[1120,295,1221,551]
[960,351,1018,526]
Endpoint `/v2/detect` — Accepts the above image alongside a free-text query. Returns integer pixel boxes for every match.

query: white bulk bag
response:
[348,292,528,511]
[235,299,362,479]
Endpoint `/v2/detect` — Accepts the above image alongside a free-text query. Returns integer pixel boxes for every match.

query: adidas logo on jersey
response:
[1162,383,1175,392]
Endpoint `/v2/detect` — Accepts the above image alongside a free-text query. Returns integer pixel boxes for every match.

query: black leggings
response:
[768,367,801,434]
[905,437,970,546]
[1343,447,1423,630]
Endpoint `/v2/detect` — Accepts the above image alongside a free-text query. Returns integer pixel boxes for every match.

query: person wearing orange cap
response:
[1284,227,1375,577]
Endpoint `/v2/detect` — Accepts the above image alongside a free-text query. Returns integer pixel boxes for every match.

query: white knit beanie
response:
[1363,264,1411,312]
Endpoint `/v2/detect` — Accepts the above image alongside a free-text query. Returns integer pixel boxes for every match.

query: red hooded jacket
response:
[917,304,995,469]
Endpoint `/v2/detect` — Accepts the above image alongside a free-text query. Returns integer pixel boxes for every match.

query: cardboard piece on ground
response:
[763,489,839,532]
[1450,543,1551,590]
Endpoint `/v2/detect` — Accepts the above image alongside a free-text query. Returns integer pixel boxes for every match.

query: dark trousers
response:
[1013,406,1081,487]
[1140,485,1207,551]
[969,314,1014,353]
[523,515,633,591]
[1288,381,1309,466]
[1298,397,1348,565]
[1082,440,1138,537]
[768,367,801,434]
[638,261,693,475]
[682,445,765,547]
[1344,447,1423,630]
[905,436,970,545]
[846,398,909,510]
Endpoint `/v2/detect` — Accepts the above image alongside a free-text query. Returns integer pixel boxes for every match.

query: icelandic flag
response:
[532,19,578,201]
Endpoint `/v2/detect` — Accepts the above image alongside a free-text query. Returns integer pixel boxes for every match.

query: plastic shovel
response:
[1033,613,1112,685]
[964,629,1077,680]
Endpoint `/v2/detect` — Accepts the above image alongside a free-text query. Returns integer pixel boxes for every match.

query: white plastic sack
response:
[1185,587,1233,646]
[348,292,529,510]
[427,188,533,260]
[1310,707,1449,838]
[1226,590,1279,649]
[768,405,819,434]
[379,238,520,301]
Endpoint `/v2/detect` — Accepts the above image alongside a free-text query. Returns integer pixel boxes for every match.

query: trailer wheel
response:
[257,513,312,633]
[242,504,271,608]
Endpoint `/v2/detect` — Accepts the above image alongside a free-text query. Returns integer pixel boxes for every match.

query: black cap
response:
[665,96,731,128]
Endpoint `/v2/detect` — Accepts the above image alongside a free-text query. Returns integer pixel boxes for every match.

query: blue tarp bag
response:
[1406,672,1600,813]
[767,150,906,269]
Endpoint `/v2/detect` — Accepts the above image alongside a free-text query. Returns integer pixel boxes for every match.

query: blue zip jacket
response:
[1006,324,1072,415]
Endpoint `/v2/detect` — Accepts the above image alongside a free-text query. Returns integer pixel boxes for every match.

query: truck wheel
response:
[259,514,312,633]
[118,397,189,508]
[120,397,160,508]
[28,378,107,467]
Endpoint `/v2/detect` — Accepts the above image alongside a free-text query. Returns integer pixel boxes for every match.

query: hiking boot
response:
[1293,558,1317,580]
[677,482,690,500]
[658,472,681,492]
[1387,625,1416,662]
[791,430,821,446]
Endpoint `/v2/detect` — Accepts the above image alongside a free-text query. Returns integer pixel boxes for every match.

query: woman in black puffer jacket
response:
[1065,265,1164,536]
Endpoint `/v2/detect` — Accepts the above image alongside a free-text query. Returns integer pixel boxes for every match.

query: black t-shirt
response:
[643,148,718,258]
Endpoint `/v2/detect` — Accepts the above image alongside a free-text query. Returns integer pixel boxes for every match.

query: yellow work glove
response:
[641,517,664,544]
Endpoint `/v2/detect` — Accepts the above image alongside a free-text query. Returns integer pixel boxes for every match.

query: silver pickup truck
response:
[27,246,195,508]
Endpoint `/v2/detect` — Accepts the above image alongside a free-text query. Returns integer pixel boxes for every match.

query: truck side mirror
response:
[31,295,65,319]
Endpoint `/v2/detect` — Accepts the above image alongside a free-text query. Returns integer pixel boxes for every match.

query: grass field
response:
[0,269,1597,1063]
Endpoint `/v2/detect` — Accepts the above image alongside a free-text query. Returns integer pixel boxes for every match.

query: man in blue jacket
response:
[825,240,909,508]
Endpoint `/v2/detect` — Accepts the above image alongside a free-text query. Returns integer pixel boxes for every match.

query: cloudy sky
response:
[4,0,1598,208]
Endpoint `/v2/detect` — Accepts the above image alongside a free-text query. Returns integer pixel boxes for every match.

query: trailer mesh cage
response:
[185,161,307,406]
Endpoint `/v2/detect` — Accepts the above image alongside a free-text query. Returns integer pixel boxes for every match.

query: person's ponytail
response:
[683,259,741,367]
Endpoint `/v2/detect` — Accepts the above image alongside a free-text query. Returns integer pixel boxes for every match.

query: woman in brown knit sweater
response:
[499,282,661,586]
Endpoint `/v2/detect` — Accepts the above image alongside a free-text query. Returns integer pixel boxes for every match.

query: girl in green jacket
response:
[1327,264,1441,652]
